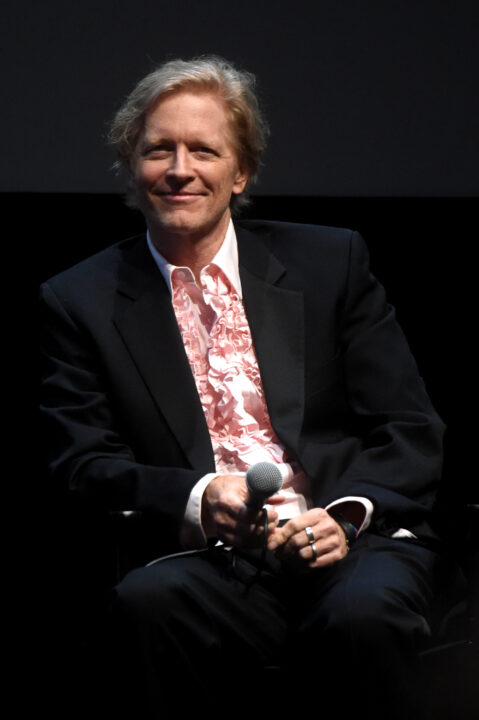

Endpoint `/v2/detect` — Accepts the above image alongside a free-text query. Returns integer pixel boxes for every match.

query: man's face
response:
[132,90,248,241]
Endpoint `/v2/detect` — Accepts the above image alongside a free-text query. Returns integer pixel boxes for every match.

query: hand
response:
[201,474,284,548]
[267,508,348,570]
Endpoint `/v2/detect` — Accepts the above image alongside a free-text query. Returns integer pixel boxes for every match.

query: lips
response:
[156,191,204,201]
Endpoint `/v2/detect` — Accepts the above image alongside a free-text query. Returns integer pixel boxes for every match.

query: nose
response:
[166,147,193,182]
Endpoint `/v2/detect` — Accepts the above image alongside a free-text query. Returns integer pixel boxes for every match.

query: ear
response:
[232,168,249,195]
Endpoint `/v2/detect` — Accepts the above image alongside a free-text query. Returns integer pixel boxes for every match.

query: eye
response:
[142,143,172,158]
[193,146,217,159]
[150,145,171,157]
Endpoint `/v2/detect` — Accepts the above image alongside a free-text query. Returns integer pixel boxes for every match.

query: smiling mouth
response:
[157,192,203,201]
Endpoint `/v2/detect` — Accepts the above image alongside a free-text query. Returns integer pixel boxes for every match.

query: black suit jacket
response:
[40,220,445,551]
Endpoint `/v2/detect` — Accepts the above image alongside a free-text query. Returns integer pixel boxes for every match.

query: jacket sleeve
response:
[309,231,446,542]
[39,280,205,547]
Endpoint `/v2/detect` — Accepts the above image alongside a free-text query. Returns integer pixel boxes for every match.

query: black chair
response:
[418,504,478,718]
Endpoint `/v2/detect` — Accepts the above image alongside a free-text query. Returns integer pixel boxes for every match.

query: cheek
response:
[135,163,163,188]
[213,168,242,195]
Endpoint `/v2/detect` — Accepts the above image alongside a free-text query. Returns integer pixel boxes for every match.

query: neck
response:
[148,214,230,283]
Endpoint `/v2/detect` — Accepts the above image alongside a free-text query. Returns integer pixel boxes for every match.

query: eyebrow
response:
[139,134,223,154]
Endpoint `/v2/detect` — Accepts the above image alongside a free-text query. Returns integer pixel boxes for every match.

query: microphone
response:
[243,463,283,588]
[245,461,283,509]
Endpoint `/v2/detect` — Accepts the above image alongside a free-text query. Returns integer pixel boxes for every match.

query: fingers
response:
[267,508,349,569]
[202,474,280,547]
[267,508,329,550]
[294,536,346,568]
[214,507,278,547]
[260,493,287,506]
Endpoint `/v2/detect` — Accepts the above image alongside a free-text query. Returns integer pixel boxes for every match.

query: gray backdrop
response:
[3,0,478,196]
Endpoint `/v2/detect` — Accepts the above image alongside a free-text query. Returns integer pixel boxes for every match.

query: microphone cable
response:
[231,505,269,596]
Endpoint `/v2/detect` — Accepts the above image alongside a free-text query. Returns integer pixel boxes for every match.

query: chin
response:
[159,214,204,235]
[150,206,229,239]
[145,205,194,231]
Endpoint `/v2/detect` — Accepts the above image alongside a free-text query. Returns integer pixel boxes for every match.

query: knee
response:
[300,584,424,649]
[113,561,190,624]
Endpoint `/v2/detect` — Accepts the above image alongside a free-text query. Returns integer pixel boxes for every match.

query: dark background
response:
[6,2,477,712]
[4,0,477,196]
[0,0,479,717]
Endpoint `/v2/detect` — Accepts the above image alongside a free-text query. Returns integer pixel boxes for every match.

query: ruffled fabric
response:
[171,263,304,486]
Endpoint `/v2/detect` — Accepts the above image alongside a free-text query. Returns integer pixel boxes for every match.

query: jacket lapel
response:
[112,236,215,473]
[237,225,305,457]
[111,226,305,471]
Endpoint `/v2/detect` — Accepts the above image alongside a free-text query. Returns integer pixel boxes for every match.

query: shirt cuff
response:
[325,496,374,534]
[180,473,219,549]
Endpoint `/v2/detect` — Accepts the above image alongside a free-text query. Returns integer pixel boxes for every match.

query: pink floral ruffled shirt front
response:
[171,261,302,480]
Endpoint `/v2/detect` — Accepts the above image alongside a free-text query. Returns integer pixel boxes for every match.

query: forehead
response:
[142,89,234,143]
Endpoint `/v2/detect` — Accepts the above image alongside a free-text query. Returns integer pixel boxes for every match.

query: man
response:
[40,56,445,718]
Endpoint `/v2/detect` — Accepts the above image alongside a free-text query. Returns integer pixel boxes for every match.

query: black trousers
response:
[108,533,440,719]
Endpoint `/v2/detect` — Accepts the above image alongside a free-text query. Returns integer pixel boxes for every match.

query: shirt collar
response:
[146,219,242,298]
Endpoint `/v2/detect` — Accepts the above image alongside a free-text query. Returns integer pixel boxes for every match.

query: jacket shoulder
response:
[236,219,359,257]
[41,235,146,292]
[236,219,363,275]
[237,219,356,242]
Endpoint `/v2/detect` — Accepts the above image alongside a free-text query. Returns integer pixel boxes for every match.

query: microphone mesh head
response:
[246,462,283,498]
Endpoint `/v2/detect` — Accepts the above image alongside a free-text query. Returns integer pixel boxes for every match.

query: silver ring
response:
[304,526,315,544]
[310,543,318,560]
